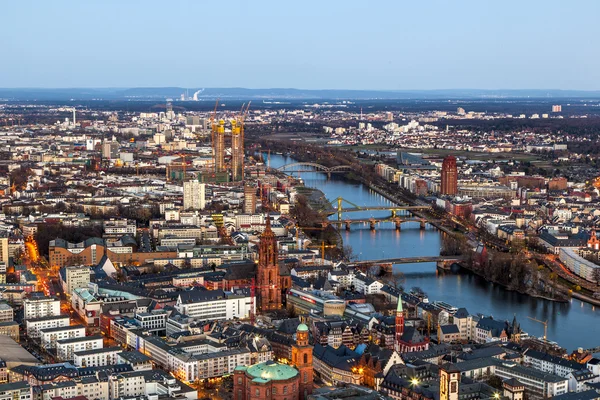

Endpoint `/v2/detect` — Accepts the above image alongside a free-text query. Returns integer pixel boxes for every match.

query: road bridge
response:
[327,217,444,230]
[349,256,463,271]
[275,162,353,177]
[324,196,431,221]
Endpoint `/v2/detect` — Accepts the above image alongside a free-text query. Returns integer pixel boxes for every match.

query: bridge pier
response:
[391,210,396,218]
[345,222,351,231]
[370,221,376,230]
[395,221,401,230]
[436,260,452,270]
[420,220,426,230]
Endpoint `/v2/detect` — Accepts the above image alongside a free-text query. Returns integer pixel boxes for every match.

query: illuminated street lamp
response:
[411,378,420,386]
[493,393,500,399]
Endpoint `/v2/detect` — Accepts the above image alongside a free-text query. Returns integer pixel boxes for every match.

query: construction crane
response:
[306,241,337,265]
[239,101,251,182]
[234,277,277,325]
[527,316,548,341]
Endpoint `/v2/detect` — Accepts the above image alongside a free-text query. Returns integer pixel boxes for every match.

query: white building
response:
[0,381,31,400]
[523,349,586,378]
[183,181,206,210]
[168,348,252,382]
[56,334,103,361]
[353,273,384,295]
[25,315,70,339]
[23,295,60,319]
[73,346,122,368]
[174,289,253,322]
[40,324,86,349]
[494,362,568,399]
[60,266,91,296]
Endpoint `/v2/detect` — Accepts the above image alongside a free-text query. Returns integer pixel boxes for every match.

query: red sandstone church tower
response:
[257,216,281,311]
[441,155,458,195]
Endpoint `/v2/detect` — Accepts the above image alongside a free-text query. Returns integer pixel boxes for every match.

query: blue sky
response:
[1,0,598,90]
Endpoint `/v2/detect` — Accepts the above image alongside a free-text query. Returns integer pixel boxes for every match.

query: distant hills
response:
[2,87,600,101]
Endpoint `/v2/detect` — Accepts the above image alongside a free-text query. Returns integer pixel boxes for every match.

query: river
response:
[267,153,599,352]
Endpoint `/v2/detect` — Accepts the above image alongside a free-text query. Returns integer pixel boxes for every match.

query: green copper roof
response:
[397,298,403,313]
[235,365,248,372]
[246,360,298,381]
[297,323,309,332]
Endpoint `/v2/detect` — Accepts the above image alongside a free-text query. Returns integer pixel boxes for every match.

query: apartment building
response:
[73,346,122,368]
[56,335,103,361]
[0,303,13,323]
[40,325,86,349]
[25,315,70,339]
[0,382,30,400]
[168,348,252,382]
[24,295,60,319]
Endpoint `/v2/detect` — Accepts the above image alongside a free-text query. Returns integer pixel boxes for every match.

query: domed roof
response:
[297,323,309,332]
[246,360,298,381]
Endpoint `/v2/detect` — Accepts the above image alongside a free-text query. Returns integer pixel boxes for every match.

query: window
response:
[283,386,288,394]
[237,377,241,384]
[255,389,260,396]
[303,354,308,364]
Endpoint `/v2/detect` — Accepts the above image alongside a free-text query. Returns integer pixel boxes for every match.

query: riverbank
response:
[265,150,600,351]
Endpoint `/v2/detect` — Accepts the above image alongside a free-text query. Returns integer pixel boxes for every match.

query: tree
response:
[384,271,406,292]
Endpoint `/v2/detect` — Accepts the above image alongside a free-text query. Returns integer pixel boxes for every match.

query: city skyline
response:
[2,0,600,90]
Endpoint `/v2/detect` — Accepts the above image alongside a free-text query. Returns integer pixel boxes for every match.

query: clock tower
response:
[291,323,313,399]
[440,363,460,400]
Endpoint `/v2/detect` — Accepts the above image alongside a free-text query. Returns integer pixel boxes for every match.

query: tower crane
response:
[233,277,278,325]
[527,316,548,341]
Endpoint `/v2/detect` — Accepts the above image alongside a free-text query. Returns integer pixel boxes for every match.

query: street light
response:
[411,378,419,386]
[494,393,500,399]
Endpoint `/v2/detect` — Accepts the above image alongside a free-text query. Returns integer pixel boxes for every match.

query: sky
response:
[1,0,599,90]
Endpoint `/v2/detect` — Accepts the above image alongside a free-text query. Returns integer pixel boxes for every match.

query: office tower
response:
[0,236,8,264]
[102,141,119,160]
[244,185,256,214]
[183,181,206,210]
[231,120,243,181]
[552,105,562,113]
[441,155,458,196]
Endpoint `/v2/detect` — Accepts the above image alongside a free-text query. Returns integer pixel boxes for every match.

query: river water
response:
[268,153,599,352]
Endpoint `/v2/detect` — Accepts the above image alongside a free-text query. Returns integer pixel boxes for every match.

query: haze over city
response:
[2,0,600,90]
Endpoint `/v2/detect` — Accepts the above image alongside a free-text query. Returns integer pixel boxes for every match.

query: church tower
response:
[440,364,460,400]
[292,323,313,399]
[256,216,281,311]
[394,297,404,352]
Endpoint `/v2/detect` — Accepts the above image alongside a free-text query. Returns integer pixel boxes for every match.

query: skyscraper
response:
[213,119,226,173]
[183,181,206,210]
[256,217,281,312]
[231,120,243,181]
[244,185,256,214]
[441,155,458,196]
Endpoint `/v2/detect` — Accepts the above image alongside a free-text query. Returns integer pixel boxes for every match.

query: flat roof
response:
[0,336,39,368]
[56,334,103,345]
[75,346,122,357]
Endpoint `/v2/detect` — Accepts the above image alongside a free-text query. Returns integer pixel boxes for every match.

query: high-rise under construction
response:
[231,120,243,181]
[213,119,226,173]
